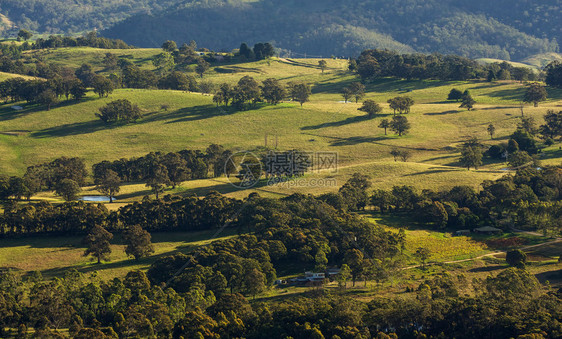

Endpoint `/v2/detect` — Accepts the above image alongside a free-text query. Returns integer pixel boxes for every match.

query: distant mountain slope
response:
[102,0,559,60]
[1,0,560,60]
[0,0,183,33]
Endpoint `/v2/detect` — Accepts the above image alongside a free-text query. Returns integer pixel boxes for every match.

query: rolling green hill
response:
[2,49,562,202]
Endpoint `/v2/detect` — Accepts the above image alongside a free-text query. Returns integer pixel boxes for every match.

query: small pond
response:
[80,196,113,202]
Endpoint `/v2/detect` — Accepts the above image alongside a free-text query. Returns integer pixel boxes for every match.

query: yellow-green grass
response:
[0,71,38,81]
[366,215,489,263]
[522,52,562,69]
[0,55,561,196]
[0,229,238,280]
[25,47,162,71]
[476,58,539,71]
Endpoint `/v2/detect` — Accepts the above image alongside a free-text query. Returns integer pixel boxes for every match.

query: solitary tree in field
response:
[291,83,311,107]
[447,88,463,102]
[506,249,527,269]
[349,82,366,103]
[318,60,327,73]
[83,225,113,264]
[341,87,352,103]
[523,82,547,107]
[123,225,154,260]
[390,115,410,136]
[95,169,121,203]
[17,29,33,41]
[195,59,210,78]
[415,247,431,270]
[460,143,483,170]
[487,124,496,139]
[378,119,390,135]
[359,99,382,118]
[97,99,142,123]
[460,92,476,111]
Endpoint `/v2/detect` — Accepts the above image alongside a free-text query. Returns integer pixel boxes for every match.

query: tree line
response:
[352,49,546,83]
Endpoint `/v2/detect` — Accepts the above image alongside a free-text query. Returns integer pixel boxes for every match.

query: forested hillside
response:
[1,0,559,60]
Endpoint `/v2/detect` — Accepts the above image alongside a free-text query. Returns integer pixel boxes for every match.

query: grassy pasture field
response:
[0,48,561,204]
[0,228,238,281]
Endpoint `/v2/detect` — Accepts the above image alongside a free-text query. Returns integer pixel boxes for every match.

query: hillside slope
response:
[1,0,560,60]
[103,0,560,60]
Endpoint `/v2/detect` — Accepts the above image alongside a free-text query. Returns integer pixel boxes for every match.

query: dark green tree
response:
[291,83,311,107]
[460,92,476,110]
[390,115,410,136]
[95,169,121,203]
[545,61,562,88]
[97,99,142,123]
[460,142,483,170]
[349,82,365,103]
[261,78,286,105]
[195,59,210,78]
[36,89,58,110]
[506,249,527,269]
[487,124,496,139]
[523,82,547,107]
[244,268,266,299]
[145,164,171,199]
[55,178,81,201]
[83,225,113,264]
[123,225,155,260]
[91,75,114,98]
[17,29,33,41]
[539,110,562,140]
[318,60,327,73]
[378,119,390,135]
[359,99,382,118]
[341,87,352,103]
[447,88,463,101]
[161,40,177,52]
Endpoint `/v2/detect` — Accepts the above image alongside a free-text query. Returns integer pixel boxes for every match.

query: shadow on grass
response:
[301,115,371,130]
[546,87,562,101]
[329,135,389,147]
[309,77,452,96]
[424,110,462,116]
[402,168,461,176]
[37,247,193,278]
[31,104,226,138]
[535,269,562,286]
[485,88,526,101]
[540,148,562,161]
[31,119,121,138]
[214,66,264,74]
